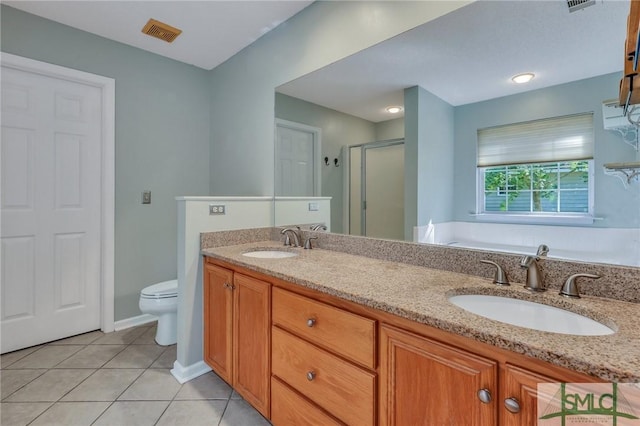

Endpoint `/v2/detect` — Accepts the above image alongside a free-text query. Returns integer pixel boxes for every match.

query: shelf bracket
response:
[609,126,639,151]
[603,162,640,188]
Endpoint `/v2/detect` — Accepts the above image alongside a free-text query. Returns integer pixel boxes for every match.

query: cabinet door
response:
[500,364,560,426]
[203,263,234,384]
[380,325,497,426]
[233,273,271,418]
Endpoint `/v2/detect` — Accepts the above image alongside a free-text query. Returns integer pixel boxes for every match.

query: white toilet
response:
[138,279,178,346]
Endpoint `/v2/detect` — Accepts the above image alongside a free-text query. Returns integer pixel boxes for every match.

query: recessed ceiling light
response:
[512,73,535,84]
[385,106,404,114]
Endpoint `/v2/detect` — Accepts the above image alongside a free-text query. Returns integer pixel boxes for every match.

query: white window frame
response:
[476,160,595,225]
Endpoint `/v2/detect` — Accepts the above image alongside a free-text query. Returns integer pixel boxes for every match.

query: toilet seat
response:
[140,279,178,299]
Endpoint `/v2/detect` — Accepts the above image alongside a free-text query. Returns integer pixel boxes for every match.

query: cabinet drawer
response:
[272,287,376,369]
[272,326,376,426]
[271,377,343,426]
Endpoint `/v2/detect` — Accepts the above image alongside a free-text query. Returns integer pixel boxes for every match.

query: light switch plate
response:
[142,190,151,204]
[308,202,319,211]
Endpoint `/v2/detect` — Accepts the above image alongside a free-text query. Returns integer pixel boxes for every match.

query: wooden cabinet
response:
[379,324,497,426]
[203,262,233,383]
[500,364,561,426]
[271,288,377,426]
[203,261,271,418]
[620,0,640,107]
[204,257,600,425]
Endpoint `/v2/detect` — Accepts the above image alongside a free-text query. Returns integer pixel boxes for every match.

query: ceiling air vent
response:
[566,0,596,13]
[141,18,182,43]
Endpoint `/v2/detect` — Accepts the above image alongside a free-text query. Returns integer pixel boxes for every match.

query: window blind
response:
[477,113,594,167]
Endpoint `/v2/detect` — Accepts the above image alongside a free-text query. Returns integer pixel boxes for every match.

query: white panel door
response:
[275,122,318,196]
[1,65,102,353]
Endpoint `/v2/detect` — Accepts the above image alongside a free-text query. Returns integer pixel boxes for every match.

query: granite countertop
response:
[202,241,640,382]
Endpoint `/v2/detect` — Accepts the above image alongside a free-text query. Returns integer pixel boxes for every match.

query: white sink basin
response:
[448,294,614,336]
[242,250,298,259]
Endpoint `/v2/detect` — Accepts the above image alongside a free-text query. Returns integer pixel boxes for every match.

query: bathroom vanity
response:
[201,237,639,425]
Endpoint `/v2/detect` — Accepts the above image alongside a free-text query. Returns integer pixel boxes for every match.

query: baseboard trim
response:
[113,314,157,331]
[171,360,211,384]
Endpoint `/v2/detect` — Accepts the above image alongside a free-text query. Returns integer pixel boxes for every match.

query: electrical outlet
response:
[209,204,226,215]
[142,190,151,204]
[308,202,319,211]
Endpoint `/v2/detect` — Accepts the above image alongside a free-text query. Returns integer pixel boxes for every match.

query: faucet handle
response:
[559,273,600,299]
[304,237,318,250]
[480,260,510,286]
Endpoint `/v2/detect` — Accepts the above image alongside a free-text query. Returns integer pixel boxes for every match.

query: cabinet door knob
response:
[477,388,492,404]
[504,397,521,413]
[306,371,316,381]
[306,318,316,327]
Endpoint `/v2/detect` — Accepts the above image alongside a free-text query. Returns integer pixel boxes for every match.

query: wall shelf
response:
[603,162,640,188]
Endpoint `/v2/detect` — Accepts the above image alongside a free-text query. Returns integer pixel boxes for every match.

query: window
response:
[477,113,594,223]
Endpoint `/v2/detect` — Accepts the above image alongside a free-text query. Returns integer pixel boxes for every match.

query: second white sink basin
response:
[448,294,614,336]
[242,250,298,259]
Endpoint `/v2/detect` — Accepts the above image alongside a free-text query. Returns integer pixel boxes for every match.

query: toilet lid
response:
[141,279,178,298]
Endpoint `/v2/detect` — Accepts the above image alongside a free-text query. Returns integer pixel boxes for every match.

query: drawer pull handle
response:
[477,388,492,404]
[306,371,316,381]
[306,318,316,327]
[504,397,520,413]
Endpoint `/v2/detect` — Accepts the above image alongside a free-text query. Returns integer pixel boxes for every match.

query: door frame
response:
[1,52,116,333]
[274,118,322,196]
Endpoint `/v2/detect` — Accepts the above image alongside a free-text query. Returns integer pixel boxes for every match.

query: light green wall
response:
[375,117,405,141]
[1,5,211,320]
[274,93,376,233]
[404,86,455,240]
[208,1,471,196]
[454,72,639,228]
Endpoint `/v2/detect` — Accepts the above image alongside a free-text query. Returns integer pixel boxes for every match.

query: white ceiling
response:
[5,0,313,70]
[6,1,628,122]
[277,0,629,122]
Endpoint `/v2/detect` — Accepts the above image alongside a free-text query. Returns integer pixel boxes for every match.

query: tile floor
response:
[1,323,271,426]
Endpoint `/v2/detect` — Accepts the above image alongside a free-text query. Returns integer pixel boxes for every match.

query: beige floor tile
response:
[93,401,169,426]
[0,346,43,369]
[0,402,52,426]
[1,369,47,400]
[61,369,144,402]
[47,331,104,346]
[131,326,158,345]
[5,345,85,369]
[55,345,126,369]
[174,371,232,400]
[29,401,110,426]
[4,369,94,402]
[91,326,147,345]
[118,369,181,401]
[156,400,227,426]
[219,399,271,426]
[150,345,176,369]
[102,345,165,369]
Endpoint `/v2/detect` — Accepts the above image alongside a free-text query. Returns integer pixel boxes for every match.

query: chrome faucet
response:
[280,227,302,247]
[310,223,327,231]
[520,244,549,292]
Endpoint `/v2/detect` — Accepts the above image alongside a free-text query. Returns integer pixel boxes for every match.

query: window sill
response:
[471,213,596,226]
